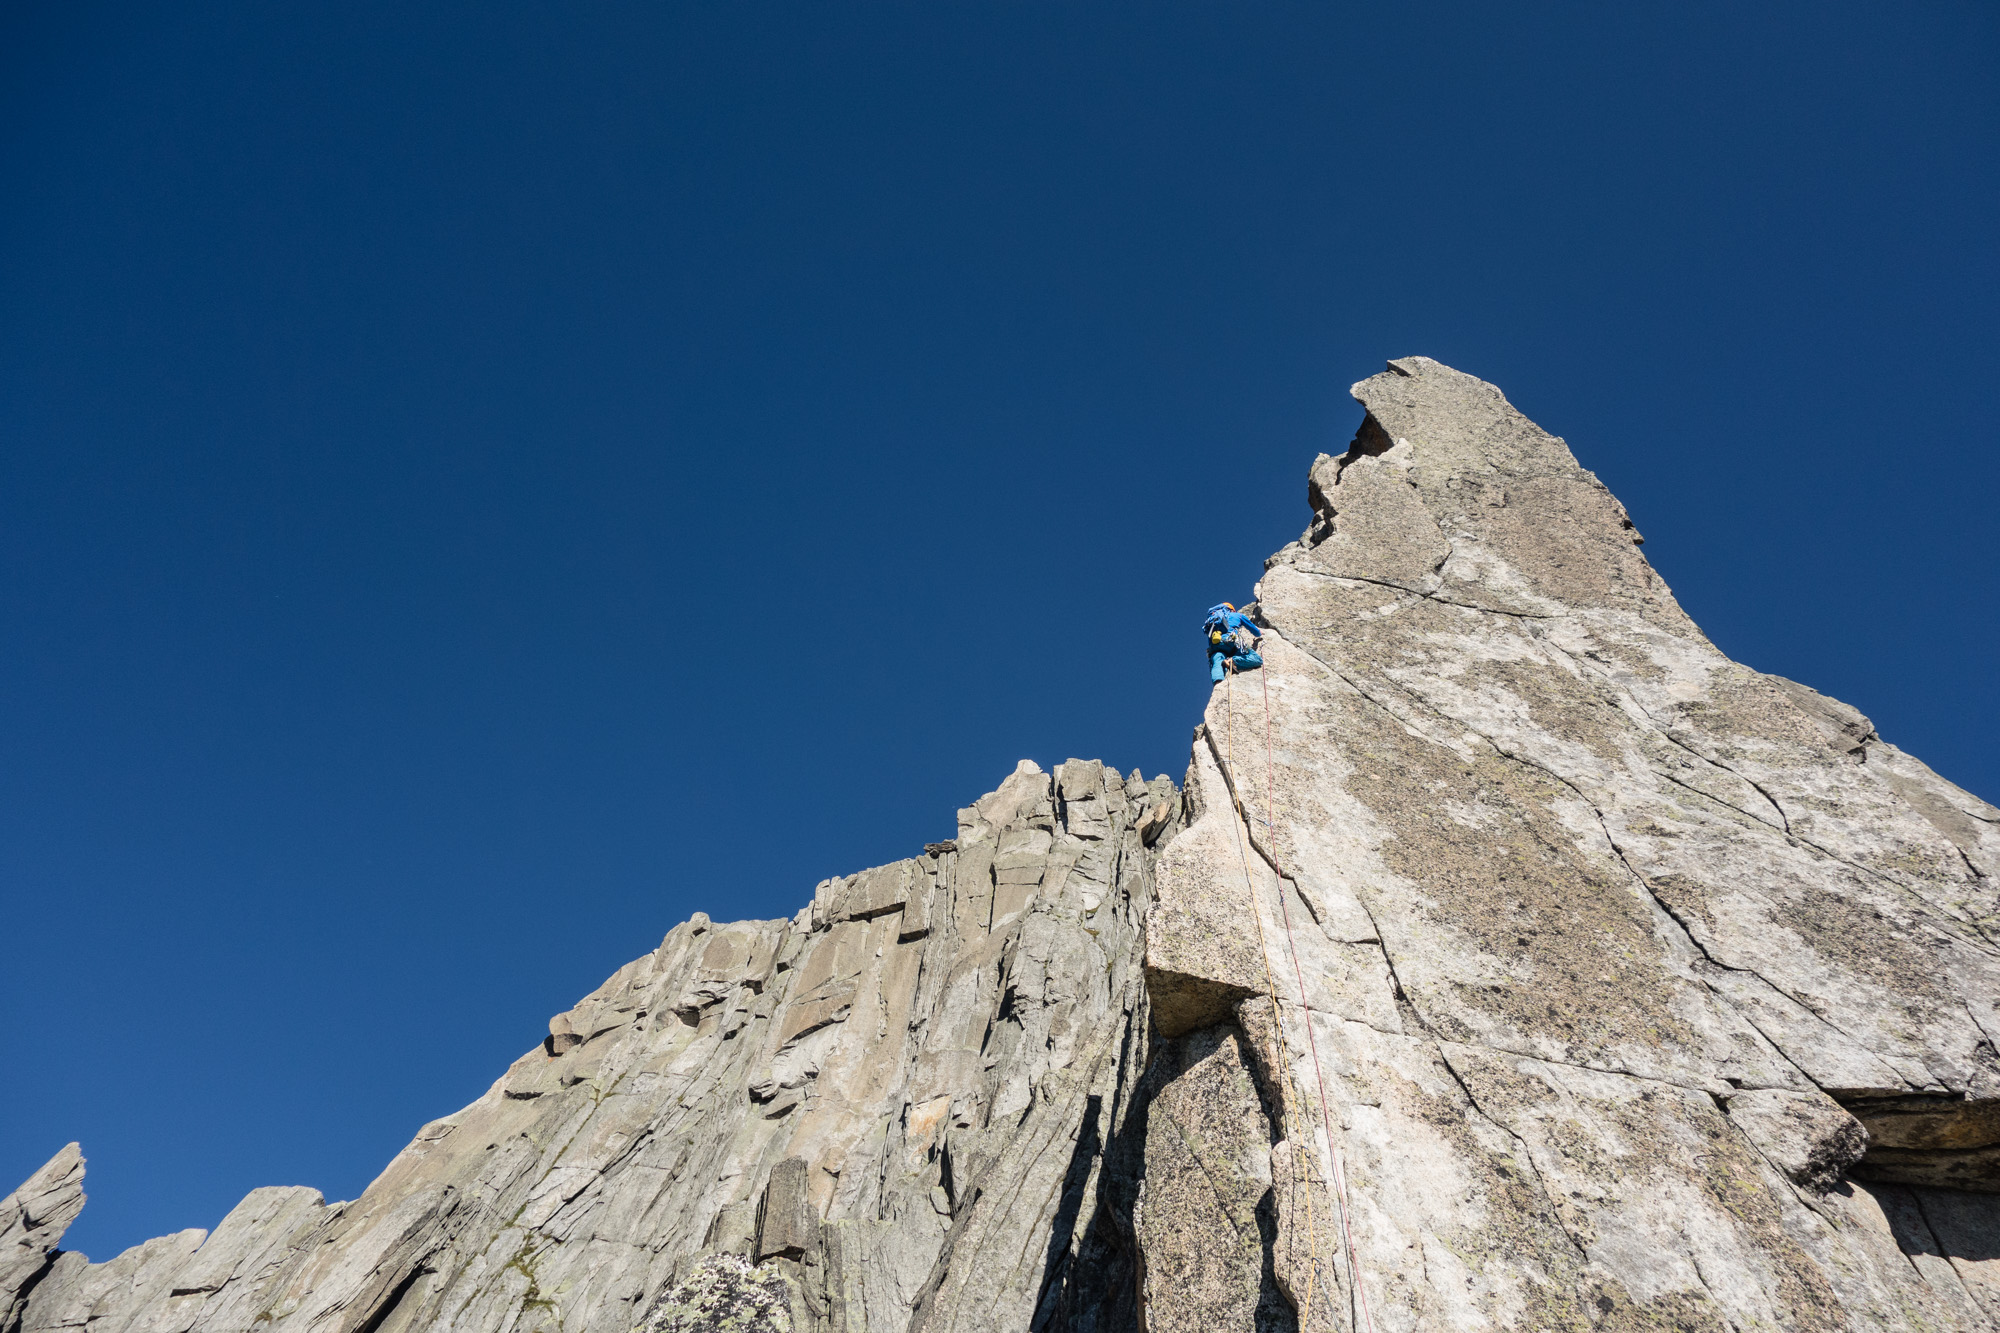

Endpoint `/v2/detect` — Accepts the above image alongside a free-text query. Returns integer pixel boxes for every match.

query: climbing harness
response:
[1222,662,1378,1333]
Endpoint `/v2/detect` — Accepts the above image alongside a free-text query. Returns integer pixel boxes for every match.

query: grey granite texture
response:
[7,758,1174,1333]
[9,356,1999,1332]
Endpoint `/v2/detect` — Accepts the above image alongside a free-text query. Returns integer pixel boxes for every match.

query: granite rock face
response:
[0,1144,85,1333]
[6,759,1176,1333]
[1175,355,2000,1330]
[9,357,1999,1333]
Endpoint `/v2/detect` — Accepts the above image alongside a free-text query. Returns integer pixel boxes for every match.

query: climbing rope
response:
[1222,668,1324,1327]
[1222,660,1379,1333]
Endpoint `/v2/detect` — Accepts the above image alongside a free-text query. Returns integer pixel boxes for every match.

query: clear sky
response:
[4,1,1994,1260]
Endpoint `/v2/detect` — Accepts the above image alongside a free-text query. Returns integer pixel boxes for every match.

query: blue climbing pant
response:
[1210,648,1263,682]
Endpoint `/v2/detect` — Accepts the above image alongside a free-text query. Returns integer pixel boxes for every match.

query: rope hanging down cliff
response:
[1221,661,1378,1333]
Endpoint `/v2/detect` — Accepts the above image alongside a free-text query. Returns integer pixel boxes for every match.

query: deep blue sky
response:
[4,1,1994,1259]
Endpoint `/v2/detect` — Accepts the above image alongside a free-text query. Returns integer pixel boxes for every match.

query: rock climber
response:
[1204,603,1263,682]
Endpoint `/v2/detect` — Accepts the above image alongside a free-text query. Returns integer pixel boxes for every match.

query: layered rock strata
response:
[8,357,1999,1332]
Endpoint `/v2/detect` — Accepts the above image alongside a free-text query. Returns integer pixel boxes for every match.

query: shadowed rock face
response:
[8,357,1999,1333]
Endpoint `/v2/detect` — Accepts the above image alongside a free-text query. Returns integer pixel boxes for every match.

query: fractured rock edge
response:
[8,355,2000,1333]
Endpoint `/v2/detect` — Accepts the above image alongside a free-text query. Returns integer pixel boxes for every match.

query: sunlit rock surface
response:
[9,357,1999,1332]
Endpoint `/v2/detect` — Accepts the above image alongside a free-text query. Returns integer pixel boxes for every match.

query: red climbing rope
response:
[1224,658,1378,1333]
[1223,670,1323,1326]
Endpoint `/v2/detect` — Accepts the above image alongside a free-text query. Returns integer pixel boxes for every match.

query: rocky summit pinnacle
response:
[9,357,2000,1333]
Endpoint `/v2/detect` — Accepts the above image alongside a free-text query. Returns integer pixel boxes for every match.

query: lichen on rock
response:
[635,1255,791,1333]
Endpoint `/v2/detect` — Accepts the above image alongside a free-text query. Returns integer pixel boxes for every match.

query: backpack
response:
[1204,611,1241,652]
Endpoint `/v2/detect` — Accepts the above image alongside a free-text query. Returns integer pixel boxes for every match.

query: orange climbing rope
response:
[1222,660,1379,1333]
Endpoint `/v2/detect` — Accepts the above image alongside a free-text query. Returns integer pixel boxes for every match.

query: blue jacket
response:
[1204,606,1261,642]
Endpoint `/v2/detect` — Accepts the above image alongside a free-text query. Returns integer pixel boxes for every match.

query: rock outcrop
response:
[8,357,1999,1332]
[1,1144,85,1333]
[5,760,1174,1333]
[1174,357,2000,1330]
